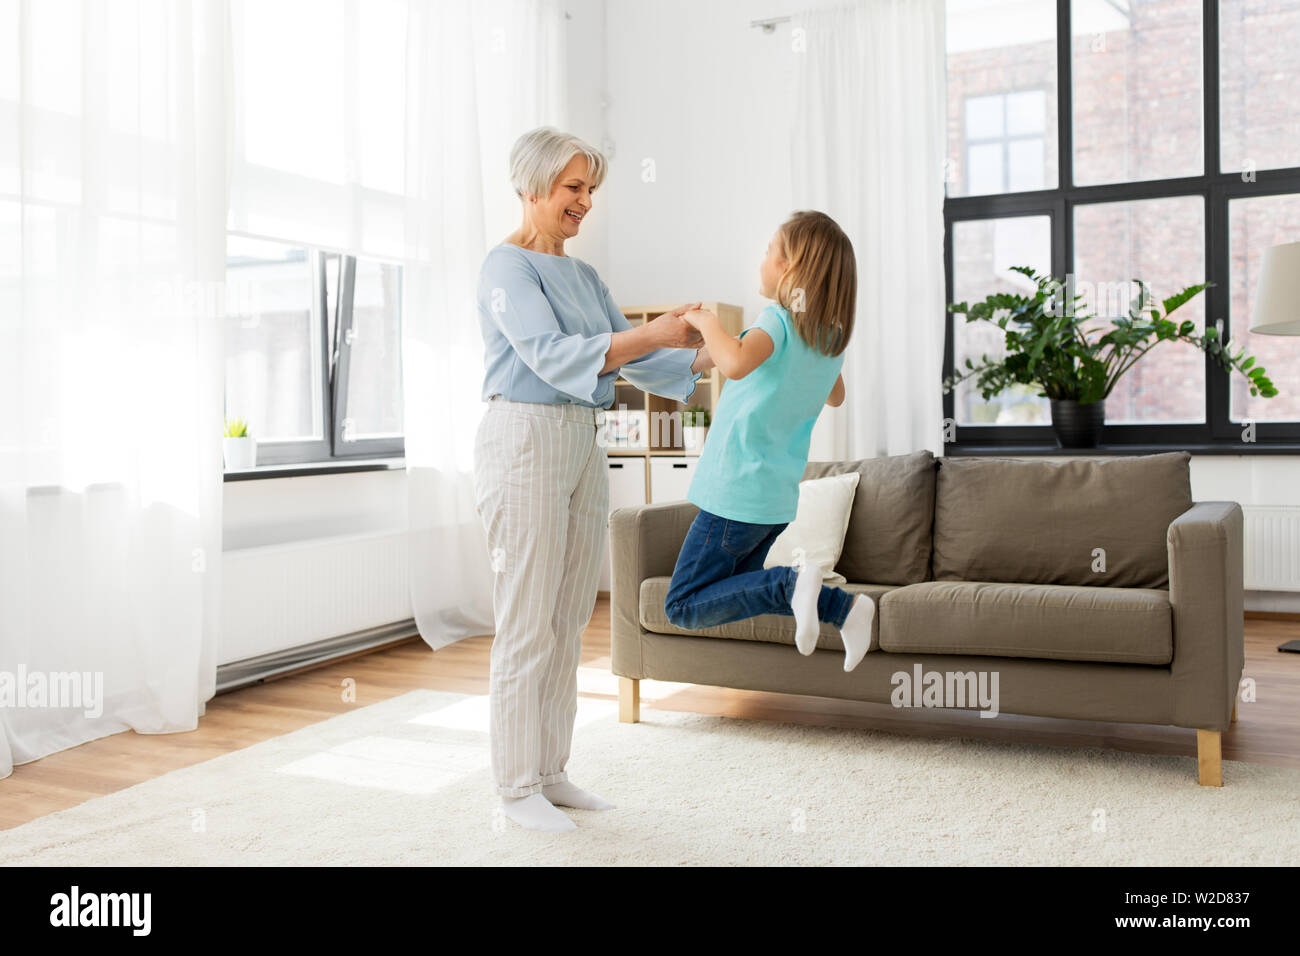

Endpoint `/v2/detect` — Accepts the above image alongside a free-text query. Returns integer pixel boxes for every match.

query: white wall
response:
[559,0,610,274]
[601,0,798,320]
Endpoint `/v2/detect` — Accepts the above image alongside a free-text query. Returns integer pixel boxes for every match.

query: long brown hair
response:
[773,210,856,357]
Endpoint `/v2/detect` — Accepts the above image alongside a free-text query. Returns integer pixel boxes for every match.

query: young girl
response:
[664,210,875,671]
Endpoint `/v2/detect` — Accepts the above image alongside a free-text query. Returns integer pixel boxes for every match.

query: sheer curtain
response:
[403,0,567,649]
[792,0,948,460]
[0,0,231,778]
[224,0,566,651]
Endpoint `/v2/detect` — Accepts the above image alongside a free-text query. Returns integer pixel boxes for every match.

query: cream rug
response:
[2,689,1297,866]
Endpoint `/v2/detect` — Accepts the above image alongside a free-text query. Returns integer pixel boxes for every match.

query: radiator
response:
[220,529,413,664]
[1243,506,1300,593]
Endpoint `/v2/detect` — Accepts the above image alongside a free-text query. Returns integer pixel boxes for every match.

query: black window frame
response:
[943,0,1300,454]
[226,241,405,468]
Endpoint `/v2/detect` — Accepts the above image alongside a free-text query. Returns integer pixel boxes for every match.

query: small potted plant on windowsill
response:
[682,405,710,455]
[944,267,1278,448]
[223,417,257,470]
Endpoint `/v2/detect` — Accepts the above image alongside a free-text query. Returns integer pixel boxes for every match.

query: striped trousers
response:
[472,396,608,797]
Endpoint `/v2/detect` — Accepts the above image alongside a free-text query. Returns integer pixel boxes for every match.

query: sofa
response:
[609,451,1244,786]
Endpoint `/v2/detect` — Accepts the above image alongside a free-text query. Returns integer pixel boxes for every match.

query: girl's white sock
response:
[840,594,876,672]
[792,561,825,655]
[500,793,576,833]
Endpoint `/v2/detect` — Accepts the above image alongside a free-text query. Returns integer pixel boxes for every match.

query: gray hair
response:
[509,126,607,200]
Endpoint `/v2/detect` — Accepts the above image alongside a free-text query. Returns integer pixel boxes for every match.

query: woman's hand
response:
[648,303,705,349]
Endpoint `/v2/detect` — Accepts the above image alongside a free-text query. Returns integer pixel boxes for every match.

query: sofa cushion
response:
[640,576,895,652]
[763,471,861,586]
[932,452,1192,589]
[803,450,936,585]
[880,581,1172,665]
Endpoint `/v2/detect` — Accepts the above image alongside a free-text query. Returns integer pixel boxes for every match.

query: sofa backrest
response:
[931,452,1193,589]
[804,450,936,585]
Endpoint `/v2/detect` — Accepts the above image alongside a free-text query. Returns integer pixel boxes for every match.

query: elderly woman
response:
[474,127,713,832]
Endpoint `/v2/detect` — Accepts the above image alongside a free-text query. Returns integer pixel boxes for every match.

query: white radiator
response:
[220,529,413,665]
[1243,506,1300,593]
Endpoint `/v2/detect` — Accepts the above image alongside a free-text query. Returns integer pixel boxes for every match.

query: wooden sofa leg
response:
[1197,730,1223,787]
[619,677,640,724]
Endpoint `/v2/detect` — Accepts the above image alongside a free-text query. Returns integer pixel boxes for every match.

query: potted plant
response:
[944,267,1278,447]
[223,417,257,470]
[681,404,710,455]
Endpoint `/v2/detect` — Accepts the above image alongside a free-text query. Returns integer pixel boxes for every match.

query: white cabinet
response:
[602,457,648,591]
[649,456,696,503]
[607,457,647,510]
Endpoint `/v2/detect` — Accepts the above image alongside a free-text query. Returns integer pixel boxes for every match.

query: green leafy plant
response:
[944,266,1277,405]
[224,417,249,438]
[682,405,710,428]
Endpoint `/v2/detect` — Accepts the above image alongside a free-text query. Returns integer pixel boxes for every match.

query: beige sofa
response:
[609,451,1244,786]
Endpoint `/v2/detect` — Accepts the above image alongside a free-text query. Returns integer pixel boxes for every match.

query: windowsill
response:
[223,457,406,481]
[945,443,1300,457]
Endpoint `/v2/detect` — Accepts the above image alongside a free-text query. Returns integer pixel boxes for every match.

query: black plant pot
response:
[1050,399,1105,448]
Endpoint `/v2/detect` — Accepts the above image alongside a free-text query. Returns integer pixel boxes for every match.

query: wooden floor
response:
[2,599,1298,831]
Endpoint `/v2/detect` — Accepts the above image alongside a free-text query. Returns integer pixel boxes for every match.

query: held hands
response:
[650,302,706,349]
[681,308,718,331]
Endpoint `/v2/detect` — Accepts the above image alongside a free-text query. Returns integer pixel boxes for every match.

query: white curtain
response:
[792,0,948,460]
[403,0,567,649]
[0,0,231,778]
[223,0,566,651]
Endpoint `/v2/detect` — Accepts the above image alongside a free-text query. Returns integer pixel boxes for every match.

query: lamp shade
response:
[1249,240,1300,335]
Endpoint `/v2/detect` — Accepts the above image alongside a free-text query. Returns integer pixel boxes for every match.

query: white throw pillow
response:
[763,471,861,585]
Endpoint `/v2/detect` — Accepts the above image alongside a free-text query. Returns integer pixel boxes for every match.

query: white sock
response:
[500,793,576,833]
[791,561,825,655]
[840,594,876,672]
[542,780,615,811]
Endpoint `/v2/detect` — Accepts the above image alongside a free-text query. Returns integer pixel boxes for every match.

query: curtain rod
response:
[750,15,790,32]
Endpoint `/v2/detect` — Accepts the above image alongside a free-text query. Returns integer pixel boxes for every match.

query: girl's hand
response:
[682,308,716,330]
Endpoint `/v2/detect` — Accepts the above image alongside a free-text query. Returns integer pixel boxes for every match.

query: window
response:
[1072,195,1206,423]
[951,216,1053,424]
[946,0,1059,196]
[965,91,1050,194]
[943,0,1300,450]
[224,236,404,466]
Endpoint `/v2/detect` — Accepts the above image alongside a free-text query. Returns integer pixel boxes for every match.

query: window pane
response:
[967,143,1006,194]
[946,0,1058,196]
[1229,193,1300,422]
[1008,138,1046,189]
[342,259,404,441]
[1072,0,1204,186]
[238,0,346,184]
[951,216,1053,425]
[1220,0,1300,174]
[966,95,1005,139]
[1073,196,1206,423]
[225,237,323,442]
[1006,89,1047,135]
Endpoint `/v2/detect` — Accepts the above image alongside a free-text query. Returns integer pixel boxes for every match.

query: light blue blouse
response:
[476,243,702,407]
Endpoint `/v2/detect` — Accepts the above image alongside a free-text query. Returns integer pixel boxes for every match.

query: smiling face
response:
[759,229,788,298]
[528,153,595,242]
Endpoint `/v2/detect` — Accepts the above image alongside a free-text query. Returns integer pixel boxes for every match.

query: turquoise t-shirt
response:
[687,303,844,524]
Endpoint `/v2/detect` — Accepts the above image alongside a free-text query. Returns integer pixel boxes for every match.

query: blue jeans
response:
[664,508,856,631]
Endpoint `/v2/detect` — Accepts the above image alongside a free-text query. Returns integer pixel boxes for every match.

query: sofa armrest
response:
[1168,501,1244,731]
[608,500,699,677]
